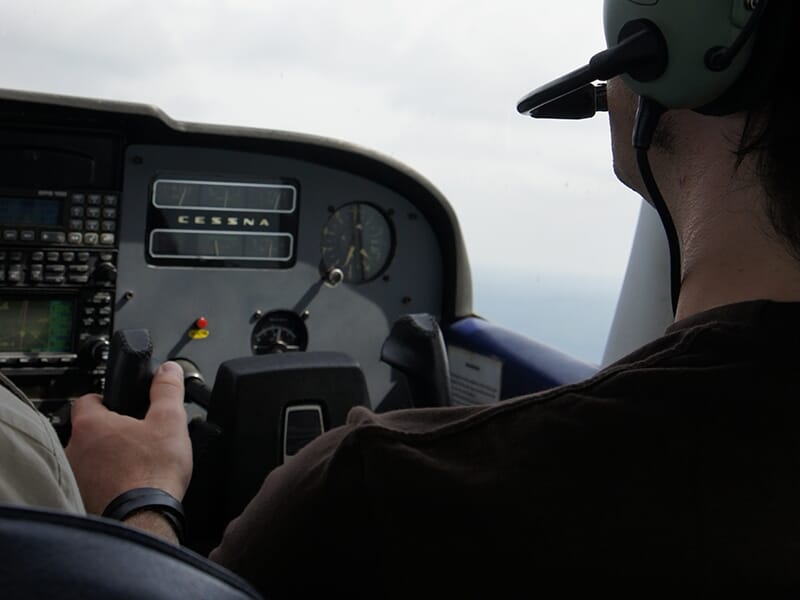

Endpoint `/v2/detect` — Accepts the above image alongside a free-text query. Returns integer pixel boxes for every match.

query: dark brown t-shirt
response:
[210,301,800,597]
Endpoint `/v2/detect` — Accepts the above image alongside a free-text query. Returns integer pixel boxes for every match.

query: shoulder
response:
[0,375,84,513]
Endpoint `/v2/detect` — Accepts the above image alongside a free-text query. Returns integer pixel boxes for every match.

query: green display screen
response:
[0,298,74,353]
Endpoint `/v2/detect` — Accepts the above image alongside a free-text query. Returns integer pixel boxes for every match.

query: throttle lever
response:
[103,328,154,419]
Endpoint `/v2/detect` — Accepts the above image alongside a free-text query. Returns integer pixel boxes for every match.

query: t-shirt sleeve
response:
[209,420,370,596]
[0,376,85,513]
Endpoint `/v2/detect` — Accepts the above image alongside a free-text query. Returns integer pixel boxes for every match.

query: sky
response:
[0,0,645,363]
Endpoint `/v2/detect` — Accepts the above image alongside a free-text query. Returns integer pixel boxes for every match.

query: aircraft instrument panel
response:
[0,90,472,422]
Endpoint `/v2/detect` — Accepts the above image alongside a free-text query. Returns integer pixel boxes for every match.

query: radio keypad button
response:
[103,195,118,206]
[86,207,101,219]
[29,268,44,283]
[41,231,66,243]
[87,195,102,206]
[101,221,116,232]
[10,252,23,262]
[0,270,5,282]
[3,230,18,241]
[20,230,35,242]
[72,194,85,204]
[46,264,66,273]
[47,252,60,262]
[69,264,90,273]
[69,275,90,284]
[77,252,90,262]
[100,233,115,245]
[68,232,83,244]
[102,208,117,219]
[70,206,84,218]
[8,267,25,283]
[85,220,100,232]
[97,318,111,327]
[31,252,44,262]
[69,220,84,231]
[44,275,65,284]
[61,252,75,262]
[83,318,95,327]
[83,233,99,245]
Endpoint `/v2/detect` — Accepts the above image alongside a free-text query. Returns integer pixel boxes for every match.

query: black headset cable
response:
[632,96,681,315]
[706,0,769,71]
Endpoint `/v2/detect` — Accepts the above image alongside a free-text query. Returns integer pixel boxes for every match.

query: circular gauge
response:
[251,310,309,354]
[320,203,394,283]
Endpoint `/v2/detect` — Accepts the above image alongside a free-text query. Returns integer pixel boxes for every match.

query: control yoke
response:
[103,329,153,419]
[381,313,452,408]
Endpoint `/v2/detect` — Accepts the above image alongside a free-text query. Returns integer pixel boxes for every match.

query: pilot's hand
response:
[65,361,193,515]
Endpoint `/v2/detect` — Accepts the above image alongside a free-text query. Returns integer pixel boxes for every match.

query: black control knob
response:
[174,358,211,409]
[79,336,110,368]
[93,262,118,284]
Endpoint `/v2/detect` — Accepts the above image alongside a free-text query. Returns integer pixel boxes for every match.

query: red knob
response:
[195,317,208,329]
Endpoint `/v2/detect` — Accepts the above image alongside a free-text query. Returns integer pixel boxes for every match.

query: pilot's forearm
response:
[123,510,180,544]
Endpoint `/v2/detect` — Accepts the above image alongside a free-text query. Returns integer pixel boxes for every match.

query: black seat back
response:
[0,505,262,600]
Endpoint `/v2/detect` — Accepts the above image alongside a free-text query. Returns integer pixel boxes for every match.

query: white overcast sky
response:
[0,1,645,361]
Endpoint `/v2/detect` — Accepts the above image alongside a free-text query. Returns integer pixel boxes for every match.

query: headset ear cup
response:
[603,0,758,110]
[698,2,783,115]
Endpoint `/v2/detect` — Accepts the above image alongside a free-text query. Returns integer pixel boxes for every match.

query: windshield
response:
[1,0,642,365]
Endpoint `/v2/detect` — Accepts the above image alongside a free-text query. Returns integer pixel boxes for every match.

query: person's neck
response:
[671,157,800,322]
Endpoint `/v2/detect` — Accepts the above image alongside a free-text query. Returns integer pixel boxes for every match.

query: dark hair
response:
[736,2,799,257]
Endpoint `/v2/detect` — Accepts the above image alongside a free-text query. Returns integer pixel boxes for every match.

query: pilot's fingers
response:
[146,361,187,425]
[70,393,106,421]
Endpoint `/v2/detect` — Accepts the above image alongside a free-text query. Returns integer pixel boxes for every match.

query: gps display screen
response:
[0,197,62,227]
[0,297,75,353]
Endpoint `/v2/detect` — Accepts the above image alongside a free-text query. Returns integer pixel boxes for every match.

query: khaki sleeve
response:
[0,374,85,513]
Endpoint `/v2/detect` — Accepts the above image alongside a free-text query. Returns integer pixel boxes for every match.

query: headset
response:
[517,0,770,313]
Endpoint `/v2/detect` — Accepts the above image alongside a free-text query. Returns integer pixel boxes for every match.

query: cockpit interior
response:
[0,86,669,596]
